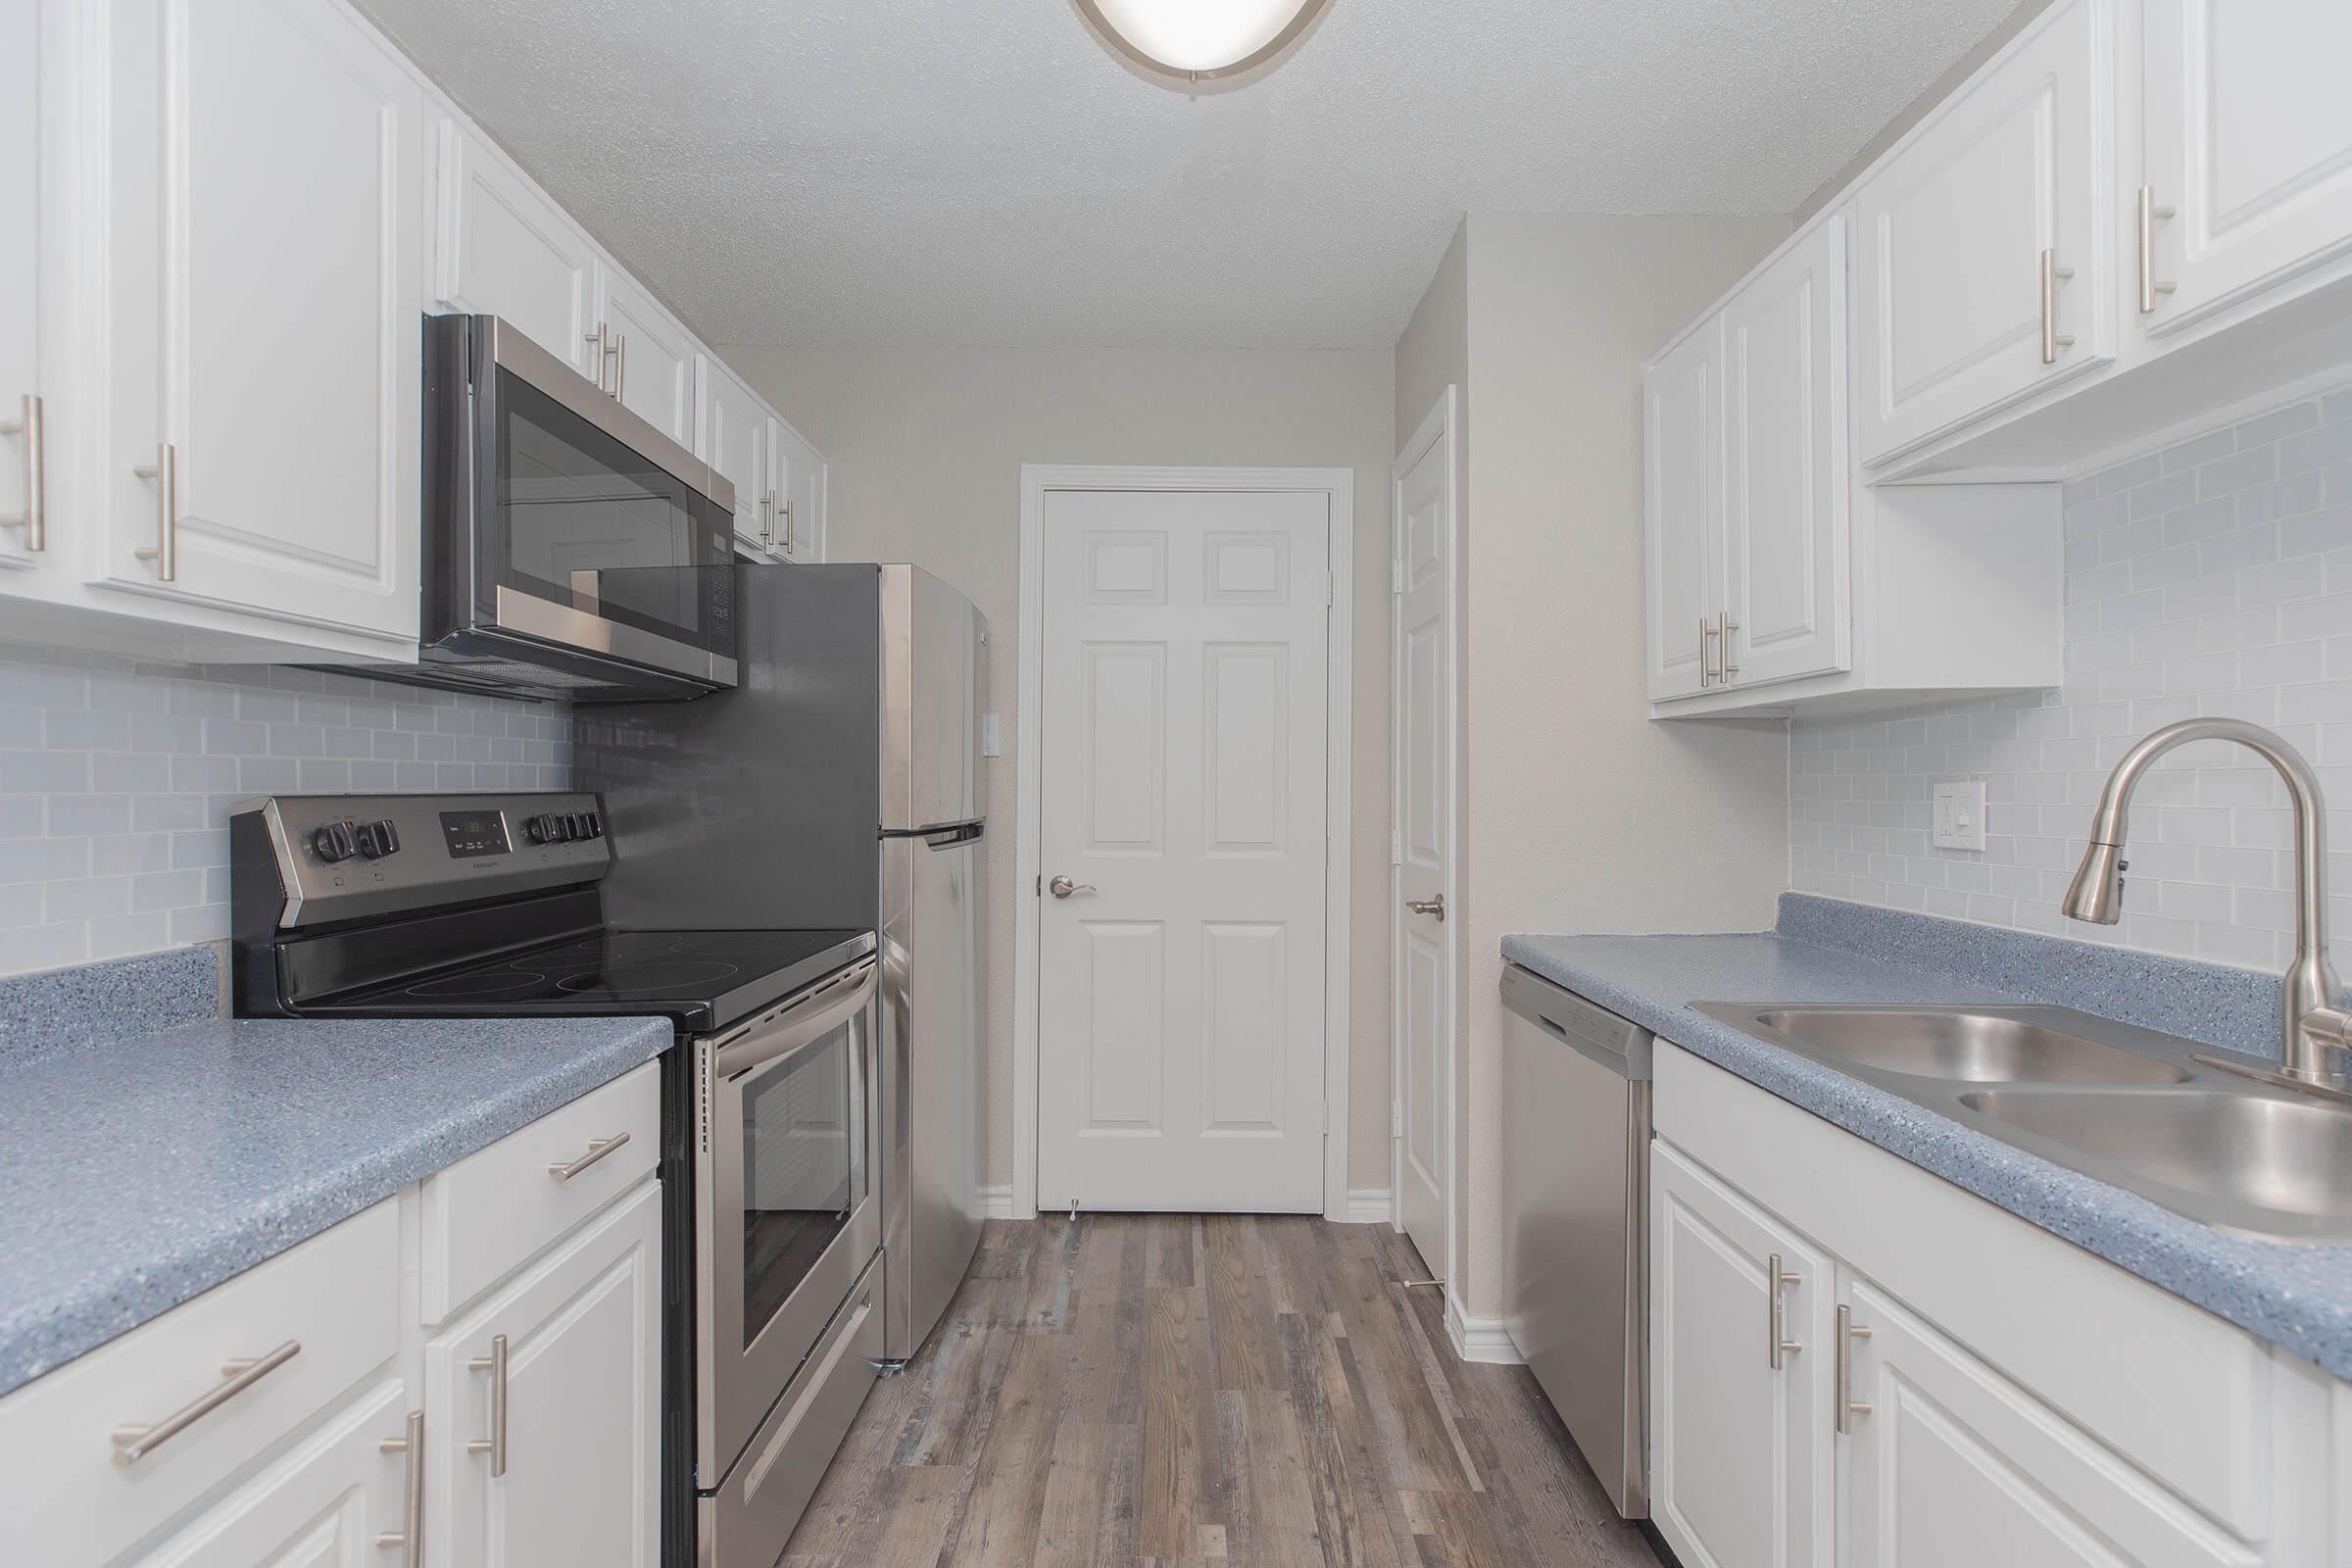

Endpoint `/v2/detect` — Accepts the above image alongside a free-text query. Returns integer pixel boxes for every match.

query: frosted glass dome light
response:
[1076,0,1332,81]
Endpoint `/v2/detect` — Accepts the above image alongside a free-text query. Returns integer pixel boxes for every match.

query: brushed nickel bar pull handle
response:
[466,1333,509,1477]
[1719,612,1740,681]
[375,1408,424,1563]
[778,496,792,556]
[2039,249,2077,365]
[2137,186,2178,314]
[1767,1253,1801,1370]
[1836,1304,1873,1434]
[111,1339,301,1466]
[613,333,626,404]
[759,489,775,549]
[1698,615,1718,687]
[0,393,45,551]
[131,443,178,580]
[586,323,608,390]
[548,1131,629,1181]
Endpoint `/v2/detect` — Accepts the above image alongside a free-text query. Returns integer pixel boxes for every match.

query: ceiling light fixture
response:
[1074,0,1333,84]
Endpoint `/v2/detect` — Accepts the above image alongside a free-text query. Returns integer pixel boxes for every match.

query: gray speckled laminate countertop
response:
[0,1014,671,1396]
[1501,910,2352,1383]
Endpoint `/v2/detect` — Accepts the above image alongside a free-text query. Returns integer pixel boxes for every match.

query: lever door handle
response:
[1048,875,1097,900]
[1404,895,1446,921]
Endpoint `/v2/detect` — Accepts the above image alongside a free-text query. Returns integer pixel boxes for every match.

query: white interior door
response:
[1036,487,1330,1213]
[1393,401,1451,1272]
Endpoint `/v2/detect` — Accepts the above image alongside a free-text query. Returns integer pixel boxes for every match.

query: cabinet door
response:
[138,1383,415,1567]
[0,0,38,572]
[427,1180,660,1568]
[595,266,695,446]
[432,119,600,378]
[696,356,774,556]
[1723,214,1850,690]
[101,0,422,644]
[1650,1141,1835,1568]
[2140,0,2352,335]
[769,414,825,562]
[1644,319,1721,701]
[1841,1276,2257,1568]
[1854,0,2112,466]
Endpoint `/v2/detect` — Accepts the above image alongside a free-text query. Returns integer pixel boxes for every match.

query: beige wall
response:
[1436,214,1793,1319]
[720,345,1397,1197]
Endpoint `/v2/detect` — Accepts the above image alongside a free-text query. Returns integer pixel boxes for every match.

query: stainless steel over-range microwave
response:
[389,314,740,703]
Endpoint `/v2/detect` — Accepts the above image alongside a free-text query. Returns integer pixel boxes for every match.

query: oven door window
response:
[739,1011,865,1348]
[490,369,732,657]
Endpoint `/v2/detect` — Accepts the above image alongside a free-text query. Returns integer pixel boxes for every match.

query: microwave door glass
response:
[498,374,709,649]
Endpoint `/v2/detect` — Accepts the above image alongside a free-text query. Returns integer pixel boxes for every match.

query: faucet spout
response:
[2064,718,2349,1088]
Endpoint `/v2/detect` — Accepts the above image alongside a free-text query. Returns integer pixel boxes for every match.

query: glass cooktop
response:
[326,927,874,1032]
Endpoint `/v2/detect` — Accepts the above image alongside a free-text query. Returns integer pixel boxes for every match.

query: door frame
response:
[1390,389,1456,1303]
[1011,464,1355,1222]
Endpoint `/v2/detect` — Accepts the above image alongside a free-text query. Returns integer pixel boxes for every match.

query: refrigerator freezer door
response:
[880,565,984,832]
[879,827,984,1360]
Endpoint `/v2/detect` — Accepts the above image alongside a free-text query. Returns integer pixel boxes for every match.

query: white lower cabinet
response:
[137,1381,417,1567]
[1841,1276,2256,1568]
[426,1179,662,1568]
[1650,1141,1833,1568]
[1651,1039,2345,1568]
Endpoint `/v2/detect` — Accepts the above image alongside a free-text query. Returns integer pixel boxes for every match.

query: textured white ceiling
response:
[357,0,2019,350]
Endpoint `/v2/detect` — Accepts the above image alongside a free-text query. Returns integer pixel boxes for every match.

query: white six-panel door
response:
[1036,488,1330,1213]
[1393,399,1451,1273]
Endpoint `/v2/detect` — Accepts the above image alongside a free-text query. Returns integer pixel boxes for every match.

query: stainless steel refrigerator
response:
[574,561,986,1365]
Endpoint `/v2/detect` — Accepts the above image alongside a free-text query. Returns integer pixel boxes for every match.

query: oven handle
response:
[708,958,877,1081]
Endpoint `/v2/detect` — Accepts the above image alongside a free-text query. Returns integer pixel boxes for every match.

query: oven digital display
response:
[439,809,512,858]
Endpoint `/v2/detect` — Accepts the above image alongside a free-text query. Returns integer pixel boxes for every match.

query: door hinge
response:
[1325,570,1335,607]
[1321,1101,1332,1134]
[1392,1102,1402,1138]
[1391,826,1401,866]
[1035,873,1042,897]
[1391,557,1403,595]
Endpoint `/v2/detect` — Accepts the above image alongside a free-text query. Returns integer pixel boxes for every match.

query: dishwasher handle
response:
[1501,964,1654,1080]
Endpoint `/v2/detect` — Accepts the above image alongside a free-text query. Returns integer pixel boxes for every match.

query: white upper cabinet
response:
[2138,0,2352,335]
[0,0,40,575]
[770,413,826,562]
[696,355,775,556]
[432,119,600,379]
[1645,215,1851,705]
[98,0,422,646]
[595,266,697,446]
[1722,214,1850,689]
[1854,0,2113,466]
[1643,321,1721,702]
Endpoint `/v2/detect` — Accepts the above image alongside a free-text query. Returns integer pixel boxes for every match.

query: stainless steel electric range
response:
[229,790,880,1568]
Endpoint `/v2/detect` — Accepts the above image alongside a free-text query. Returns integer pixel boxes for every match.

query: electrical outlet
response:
[1932,780,1987,852]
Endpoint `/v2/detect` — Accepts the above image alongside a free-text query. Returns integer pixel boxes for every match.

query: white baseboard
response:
[976,1185,1021,1220]
[1446,1298,1524,1365]
[1343,1187,1394,1225]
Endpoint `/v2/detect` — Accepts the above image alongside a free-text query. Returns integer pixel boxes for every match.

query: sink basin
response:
[1746,1007,2194,1086]
[1959,1089,2352,1227]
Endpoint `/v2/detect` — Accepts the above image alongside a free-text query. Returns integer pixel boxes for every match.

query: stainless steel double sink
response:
[1693,1003,2352,1244]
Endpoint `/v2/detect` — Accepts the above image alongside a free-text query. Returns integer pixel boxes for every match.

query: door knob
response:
[1404,894,1446,921]
[1048,875,1097,900]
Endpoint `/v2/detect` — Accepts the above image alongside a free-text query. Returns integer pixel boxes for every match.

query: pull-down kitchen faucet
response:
[2063,717,2352,1093]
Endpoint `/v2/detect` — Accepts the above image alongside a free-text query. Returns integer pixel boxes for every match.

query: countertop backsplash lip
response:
[0,944,220,1064]
[1772,891,2324,1061]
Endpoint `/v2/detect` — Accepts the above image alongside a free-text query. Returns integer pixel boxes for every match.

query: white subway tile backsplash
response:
[0,642,570,977]
[1792,379,2352,975]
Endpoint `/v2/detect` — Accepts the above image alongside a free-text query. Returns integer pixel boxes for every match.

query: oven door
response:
[695,956,879,1484]
[434,315,739,691]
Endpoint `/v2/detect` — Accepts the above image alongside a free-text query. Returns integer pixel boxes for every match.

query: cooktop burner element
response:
[556,959,738,997]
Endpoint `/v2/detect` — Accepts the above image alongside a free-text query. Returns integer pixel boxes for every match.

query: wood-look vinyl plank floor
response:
[781,1216,1662,1568]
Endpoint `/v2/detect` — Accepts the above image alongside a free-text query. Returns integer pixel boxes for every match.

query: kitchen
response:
[2,0,2350,1564]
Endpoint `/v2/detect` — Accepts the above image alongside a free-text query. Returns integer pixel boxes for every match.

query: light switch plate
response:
[981,713,1002,759]
[1933,780,1987,852]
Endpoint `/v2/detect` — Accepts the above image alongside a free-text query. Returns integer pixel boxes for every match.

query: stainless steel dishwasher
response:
[1499,961,1654,1520]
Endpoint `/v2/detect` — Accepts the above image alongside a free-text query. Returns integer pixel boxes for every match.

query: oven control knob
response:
[582,811,604,840]
[525,812,561,846]
[566,811,592,841]
[311,822,358,863]
[354,819,401,859]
